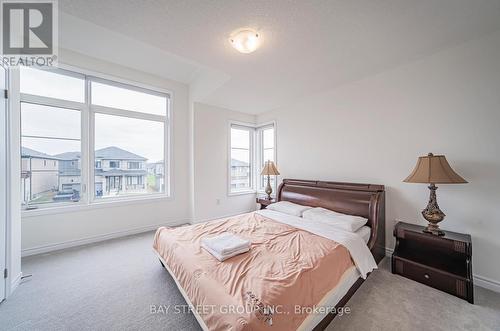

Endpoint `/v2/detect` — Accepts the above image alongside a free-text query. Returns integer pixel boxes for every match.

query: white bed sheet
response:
[257,209,377,278]
[356,225,371,244]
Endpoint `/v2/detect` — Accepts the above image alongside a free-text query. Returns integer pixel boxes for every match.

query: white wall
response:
[21,49,191,253]
[257,31,500,287]
[193,102,257,222]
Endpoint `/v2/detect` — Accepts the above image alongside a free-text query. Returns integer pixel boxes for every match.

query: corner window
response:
[229,125,253,193]
[257,125,276,192]
[228,122,277,195]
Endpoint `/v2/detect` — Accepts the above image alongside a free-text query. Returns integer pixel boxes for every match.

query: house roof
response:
[95,147,147,161]
[55,151,81,160]
[21,147,60,160]
[54,146,147,161]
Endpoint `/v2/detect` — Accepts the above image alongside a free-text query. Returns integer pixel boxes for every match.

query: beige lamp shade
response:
[404,153,467,184]
[261,161,280,176]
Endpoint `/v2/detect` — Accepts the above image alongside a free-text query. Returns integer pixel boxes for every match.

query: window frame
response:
[228,122,254,196]
[19,67,88,210]
[17,64,172,215]
[227,120,277,196]
[256,122,277,194]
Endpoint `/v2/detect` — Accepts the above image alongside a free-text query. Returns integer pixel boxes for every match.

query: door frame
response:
[2,66,20,301]
[0,65,8,302]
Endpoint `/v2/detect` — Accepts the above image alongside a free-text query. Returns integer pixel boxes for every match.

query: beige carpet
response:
[327,259,500,331]
[1,231,499,330]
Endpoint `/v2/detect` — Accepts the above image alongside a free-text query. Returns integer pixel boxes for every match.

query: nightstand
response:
[256,197,276,210]
[392,221,473,303]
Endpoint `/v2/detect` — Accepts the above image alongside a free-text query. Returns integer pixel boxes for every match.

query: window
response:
[229,125,253,192]
[20,70,83,206]
[91,81,167,116]
[94,111,165,199]
[258,125,276,191]
[109,161,120,169]
[228,122,276,195]
[128,162,140,169]
[19,66,170,209]
[19,66,85,102]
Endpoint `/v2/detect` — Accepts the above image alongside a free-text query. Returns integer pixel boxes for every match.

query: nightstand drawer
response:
[393,257,470,300]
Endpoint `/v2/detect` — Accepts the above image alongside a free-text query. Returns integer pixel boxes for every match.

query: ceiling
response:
[59,0,500,114]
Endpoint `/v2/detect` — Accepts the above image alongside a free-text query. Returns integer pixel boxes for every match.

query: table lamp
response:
[261,161,280,200]
[404,153,467,236]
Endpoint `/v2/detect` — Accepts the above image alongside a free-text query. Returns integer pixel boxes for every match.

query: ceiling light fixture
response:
[229,28,260,54]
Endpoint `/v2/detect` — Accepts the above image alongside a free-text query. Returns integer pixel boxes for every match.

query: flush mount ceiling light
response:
[229,28,260,54]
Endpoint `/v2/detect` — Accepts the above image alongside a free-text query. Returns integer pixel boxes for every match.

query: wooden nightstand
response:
[256,197,276,210]
[392,221,473,303]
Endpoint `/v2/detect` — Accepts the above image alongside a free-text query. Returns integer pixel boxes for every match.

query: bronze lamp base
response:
[422,183,445,236]
[265,175,273,200]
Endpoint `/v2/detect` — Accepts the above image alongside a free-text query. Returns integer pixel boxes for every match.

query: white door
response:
[0,64,7,302]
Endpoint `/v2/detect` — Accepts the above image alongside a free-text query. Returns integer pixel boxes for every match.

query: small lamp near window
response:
[261,161,280,200]
[404,153,467,236]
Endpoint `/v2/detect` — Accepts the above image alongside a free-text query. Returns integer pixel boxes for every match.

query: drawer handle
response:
[424,273,430,279]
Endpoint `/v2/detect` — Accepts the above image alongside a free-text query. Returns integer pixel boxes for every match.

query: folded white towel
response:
[201,232,250,256]
[201,242,250,262]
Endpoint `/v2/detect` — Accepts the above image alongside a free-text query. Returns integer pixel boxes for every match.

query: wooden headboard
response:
[277,179,386,263]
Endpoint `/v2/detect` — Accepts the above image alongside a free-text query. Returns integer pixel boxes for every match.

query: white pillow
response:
[302,207,368,232]
[266,201,312,217]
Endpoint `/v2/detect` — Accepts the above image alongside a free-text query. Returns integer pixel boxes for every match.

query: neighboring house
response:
[146,161,165,192]
[230,158,250,189]
[21,147,59,204]
[20,146,150,204]
[54,151,82,202]
[56,146,149,198]
[94,147,148,197]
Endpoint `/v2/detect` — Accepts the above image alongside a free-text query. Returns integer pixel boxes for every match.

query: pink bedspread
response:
[153,211,354,331]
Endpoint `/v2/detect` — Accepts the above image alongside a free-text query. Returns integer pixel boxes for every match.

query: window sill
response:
[228,190,257,197]
[21,194,172,218]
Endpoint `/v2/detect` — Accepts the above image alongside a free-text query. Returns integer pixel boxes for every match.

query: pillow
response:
[302,207,368,232]
[266,201,312,217]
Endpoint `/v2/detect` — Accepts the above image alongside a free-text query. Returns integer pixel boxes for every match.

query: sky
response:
[20,67,166,163]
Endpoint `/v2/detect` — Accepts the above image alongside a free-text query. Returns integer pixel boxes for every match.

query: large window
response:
[229,122,276,195]
[19,66,170,209]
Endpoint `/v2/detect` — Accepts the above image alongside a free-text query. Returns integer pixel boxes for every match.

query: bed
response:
[154,179,385,330]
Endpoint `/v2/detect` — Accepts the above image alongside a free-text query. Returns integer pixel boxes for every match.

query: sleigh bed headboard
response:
[277,179,386,263]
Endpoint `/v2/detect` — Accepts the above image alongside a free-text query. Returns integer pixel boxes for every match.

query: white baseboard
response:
[384,246,500,293]
[21,219,190,257]
[10,272,22,294]
[473,275,500,293]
